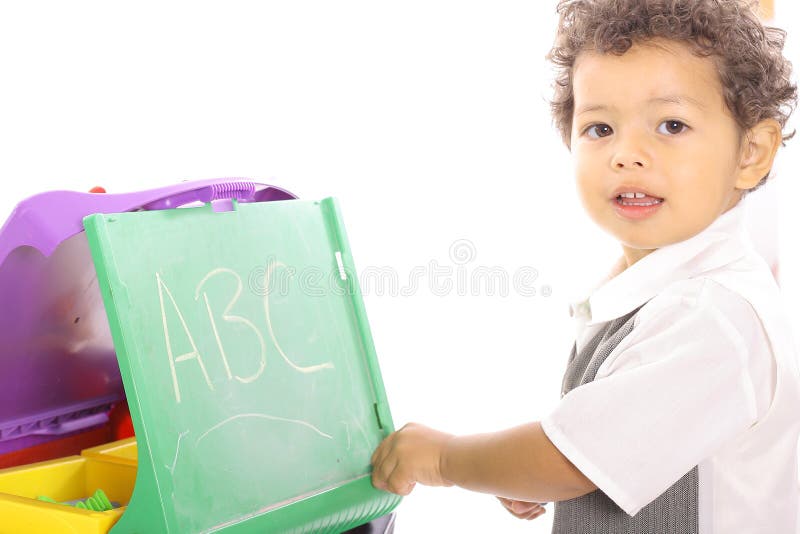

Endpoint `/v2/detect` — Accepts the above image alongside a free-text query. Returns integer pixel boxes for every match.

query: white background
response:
[1,2,798,532]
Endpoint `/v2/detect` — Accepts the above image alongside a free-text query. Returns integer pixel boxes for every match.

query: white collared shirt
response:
[541,198,800,533]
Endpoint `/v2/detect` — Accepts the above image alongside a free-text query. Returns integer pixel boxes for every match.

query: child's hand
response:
[496,496,547,520]
[370,422,455,496]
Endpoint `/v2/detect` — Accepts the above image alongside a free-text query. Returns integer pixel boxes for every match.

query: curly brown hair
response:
[547,0,797,191]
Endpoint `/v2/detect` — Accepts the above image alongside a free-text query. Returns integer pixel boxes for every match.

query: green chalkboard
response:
[83,197,400,533]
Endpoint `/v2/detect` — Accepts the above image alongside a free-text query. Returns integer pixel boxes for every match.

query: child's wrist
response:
[438,434,458,487]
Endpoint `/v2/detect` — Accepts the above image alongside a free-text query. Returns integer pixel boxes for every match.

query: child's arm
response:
[370,421,597,502]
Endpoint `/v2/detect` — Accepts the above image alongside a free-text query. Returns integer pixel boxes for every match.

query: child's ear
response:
[735,118,782,190]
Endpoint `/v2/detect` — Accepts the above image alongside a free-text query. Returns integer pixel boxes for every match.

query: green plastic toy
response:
[83,198,400,533]
[37,489,116,511]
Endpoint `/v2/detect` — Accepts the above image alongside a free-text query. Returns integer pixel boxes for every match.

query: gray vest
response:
[551,305,699,534]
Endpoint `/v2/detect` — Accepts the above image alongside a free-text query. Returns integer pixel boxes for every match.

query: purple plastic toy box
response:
[0,179,296,458]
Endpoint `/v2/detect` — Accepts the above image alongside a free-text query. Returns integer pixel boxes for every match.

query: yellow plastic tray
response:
[81,437,137,467]
[0,441,137,534]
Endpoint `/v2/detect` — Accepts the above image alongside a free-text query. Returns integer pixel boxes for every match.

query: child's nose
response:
[611,138,649,169]
[612,153,647,169]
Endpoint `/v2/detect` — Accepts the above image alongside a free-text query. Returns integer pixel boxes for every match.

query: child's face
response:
[570,38,747,266]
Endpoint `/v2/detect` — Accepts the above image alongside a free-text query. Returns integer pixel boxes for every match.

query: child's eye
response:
[658,120,688,135]
[584,123,613,139]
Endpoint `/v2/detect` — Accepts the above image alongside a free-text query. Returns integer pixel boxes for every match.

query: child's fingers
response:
[523,508,546,521]
[372,453,416,495]
[371,430,399,466]
[370,432,402,492]
[370,433,394,471]
[512,505,546,520]
[371,456,397,490]
[511,500,539,514]
[370,441,384,467]
[496,496,546,520]
[382,463,417,496]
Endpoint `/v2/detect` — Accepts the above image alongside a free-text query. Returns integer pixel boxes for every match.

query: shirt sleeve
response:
[541,283,761,517]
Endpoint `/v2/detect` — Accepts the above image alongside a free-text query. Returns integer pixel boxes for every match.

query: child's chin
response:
[613,233,667,251]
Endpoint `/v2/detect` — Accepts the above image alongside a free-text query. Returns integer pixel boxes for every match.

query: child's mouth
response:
[612,194,664,220]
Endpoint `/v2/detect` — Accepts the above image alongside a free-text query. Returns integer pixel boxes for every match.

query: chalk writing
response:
[263,260,335,374]
[157,272,214,403]
[195,268,266,384]
[340,420,352,450]
[166,430,189,474]
[196,413,333,445]
[157,262,335,403]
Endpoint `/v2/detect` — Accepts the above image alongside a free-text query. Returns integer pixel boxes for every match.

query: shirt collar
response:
[571,198,752,327]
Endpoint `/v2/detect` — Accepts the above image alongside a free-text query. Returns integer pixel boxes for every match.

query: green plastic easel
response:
[84,197,400,533]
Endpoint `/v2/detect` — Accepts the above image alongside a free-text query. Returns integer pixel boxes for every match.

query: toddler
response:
[370,1,800,532]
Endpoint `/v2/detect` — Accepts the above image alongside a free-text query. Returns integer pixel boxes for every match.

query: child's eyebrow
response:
[575,94,706,116]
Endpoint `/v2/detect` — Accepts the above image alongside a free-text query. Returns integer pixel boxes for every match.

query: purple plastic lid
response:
[0,178,296,451]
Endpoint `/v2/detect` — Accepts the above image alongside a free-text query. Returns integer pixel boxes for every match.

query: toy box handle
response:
[141,181,256,210]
